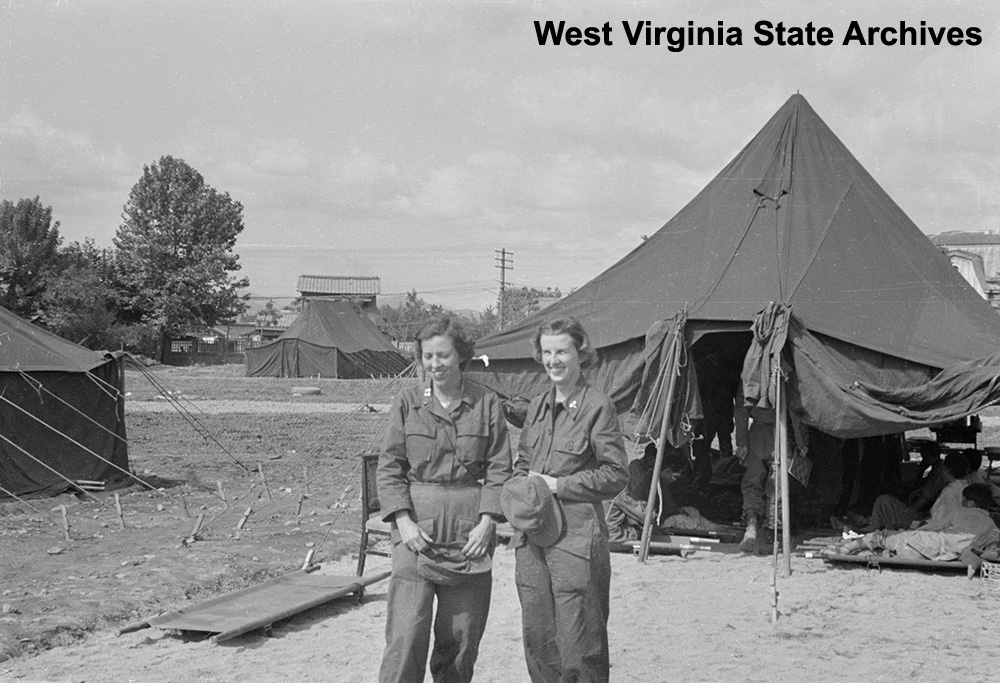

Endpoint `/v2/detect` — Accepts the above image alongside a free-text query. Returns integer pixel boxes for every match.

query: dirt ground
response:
[2,364,1000,681]
[0,366,406,664]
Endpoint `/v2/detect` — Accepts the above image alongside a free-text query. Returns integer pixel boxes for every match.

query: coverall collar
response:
[543,377,588,421]
[420,377,474,415]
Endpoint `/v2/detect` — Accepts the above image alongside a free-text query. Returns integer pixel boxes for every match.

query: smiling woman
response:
[376,315,512,683]
[506,316,628,683]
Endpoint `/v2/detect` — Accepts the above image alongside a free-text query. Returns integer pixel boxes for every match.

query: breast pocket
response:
[553,437,588,456]
[550,436,590,474]
[404,423,437,462]
[457,425,488,462]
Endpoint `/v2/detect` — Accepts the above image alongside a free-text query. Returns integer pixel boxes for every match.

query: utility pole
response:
[495,248,513,330]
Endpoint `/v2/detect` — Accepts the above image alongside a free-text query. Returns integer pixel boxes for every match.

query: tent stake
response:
[190,512,205,539]
[258,463,273,501]
[114,493,126,529]
[303,466,310,495]
[296,493,306,518]
[59,504,71,541]
[237,507,253,530]
[301,549,316,570]
[180,491,190,518]
[216,481,229,508]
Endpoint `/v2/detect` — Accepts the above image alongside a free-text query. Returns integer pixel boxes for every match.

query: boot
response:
[739,513,758,554]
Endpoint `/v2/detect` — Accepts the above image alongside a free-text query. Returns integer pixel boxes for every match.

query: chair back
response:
[361,453,381,519]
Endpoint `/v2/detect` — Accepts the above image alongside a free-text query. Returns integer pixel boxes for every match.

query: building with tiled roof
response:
[296,275,380,312]
[930,232,1000,309]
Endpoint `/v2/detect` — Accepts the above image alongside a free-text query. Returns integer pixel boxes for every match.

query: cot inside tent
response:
[0,306,129,499]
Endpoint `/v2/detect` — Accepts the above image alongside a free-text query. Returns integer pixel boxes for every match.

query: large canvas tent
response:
[467,94,1000,441]
[245,299,410,379]
[0,306,129,499]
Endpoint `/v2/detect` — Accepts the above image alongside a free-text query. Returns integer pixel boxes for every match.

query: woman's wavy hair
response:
[414,315,476,365]
[531,317,597,368]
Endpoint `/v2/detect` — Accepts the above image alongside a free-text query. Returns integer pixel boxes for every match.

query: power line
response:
[495,248,513,330]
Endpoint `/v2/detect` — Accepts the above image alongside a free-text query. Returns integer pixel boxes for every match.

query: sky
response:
[0,0,997,312]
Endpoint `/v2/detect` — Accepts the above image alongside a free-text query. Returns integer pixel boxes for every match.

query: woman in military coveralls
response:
[377,316,512,683]
[511,317,629,683]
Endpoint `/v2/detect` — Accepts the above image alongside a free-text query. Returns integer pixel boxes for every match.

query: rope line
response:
[16,371,128,445]
[0,394,161,494]
[0,431,110,508]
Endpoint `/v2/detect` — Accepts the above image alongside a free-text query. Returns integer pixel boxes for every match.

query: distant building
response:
[296,275,381,313]
[930,231,1000,309]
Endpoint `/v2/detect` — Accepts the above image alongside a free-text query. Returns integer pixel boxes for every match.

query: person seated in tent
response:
[607,442,723,544]
[903,443,947,505]
[834,442,943,531]
[860,450,970,532]
[828,484,999,564]
[962,448,1000,499]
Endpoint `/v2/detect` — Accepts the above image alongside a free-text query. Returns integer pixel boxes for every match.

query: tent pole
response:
[777,368,792,577]
[638,336,680,563]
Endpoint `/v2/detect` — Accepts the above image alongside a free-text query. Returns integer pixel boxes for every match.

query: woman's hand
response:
[394,510,432,553]
[462,514,497,559]
[529,470,559,494]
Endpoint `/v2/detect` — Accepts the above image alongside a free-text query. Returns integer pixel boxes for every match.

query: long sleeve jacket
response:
[377,379,512,522]
[513,379,628,558]
[515,380,628,501]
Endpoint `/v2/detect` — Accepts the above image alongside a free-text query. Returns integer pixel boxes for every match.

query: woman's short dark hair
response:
[531,317,598,368]
[414,316,476,364]
[961,483,995,511]
[944,450,971,479]
[962,448,983,475]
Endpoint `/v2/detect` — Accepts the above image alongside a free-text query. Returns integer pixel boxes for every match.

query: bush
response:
[105,323,161,358]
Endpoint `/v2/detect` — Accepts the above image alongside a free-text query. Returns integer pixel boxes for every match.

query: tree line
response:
[374,286,562,343]
[0,156,248,359]
[1,154,561,360]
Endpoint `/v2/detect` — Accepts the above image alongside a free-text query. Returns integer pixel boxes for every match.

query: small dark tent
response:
[244,299,410,379]
[467,94,1000,440]
[0,306,129,499]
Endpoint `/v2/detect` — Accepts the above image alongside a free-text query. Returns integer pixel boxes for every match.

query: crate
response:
[981,559,1000,592]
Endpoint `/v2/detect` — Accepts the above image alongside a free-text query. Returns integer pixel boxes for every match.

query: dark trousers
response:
[741,420,778,521]
[514,541,611,683]
[379,542,492,683]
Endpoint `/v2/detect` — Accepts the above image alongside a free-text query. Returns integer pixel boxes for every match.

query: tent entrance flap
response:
[787,316,1000,438]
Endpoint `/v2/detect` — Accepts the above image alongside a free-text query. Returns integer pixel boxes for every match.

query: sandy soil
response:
[3,366,999,681]
[5,546,999,683]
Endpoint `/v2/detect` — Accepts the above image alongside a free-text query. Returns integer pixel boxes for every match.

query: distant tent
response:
[0,306,129,499]
[468,94,1000,440]
[244,299,411,379]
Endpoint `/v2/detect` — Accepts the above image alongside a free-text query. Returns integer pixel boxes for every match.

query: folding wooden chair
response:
[357,453,392,576]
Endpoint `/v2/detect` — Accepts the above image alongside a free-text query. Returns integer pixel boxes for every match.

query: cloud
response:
[0,111,134,237]
[253,139,311,176]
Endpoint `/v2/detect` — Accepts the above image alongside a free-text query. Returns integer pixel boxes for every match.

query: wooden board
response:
[119,569,391,643]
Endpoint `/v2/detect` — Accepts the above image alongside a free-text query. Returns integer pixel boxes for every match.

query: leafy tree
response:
[459,306,500,341]
[0,197,62,318]
[498,286,562,330]
[112,156,249,357]
[377,289,446,341]
[40,239,117,348]
[255,300,282,327]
